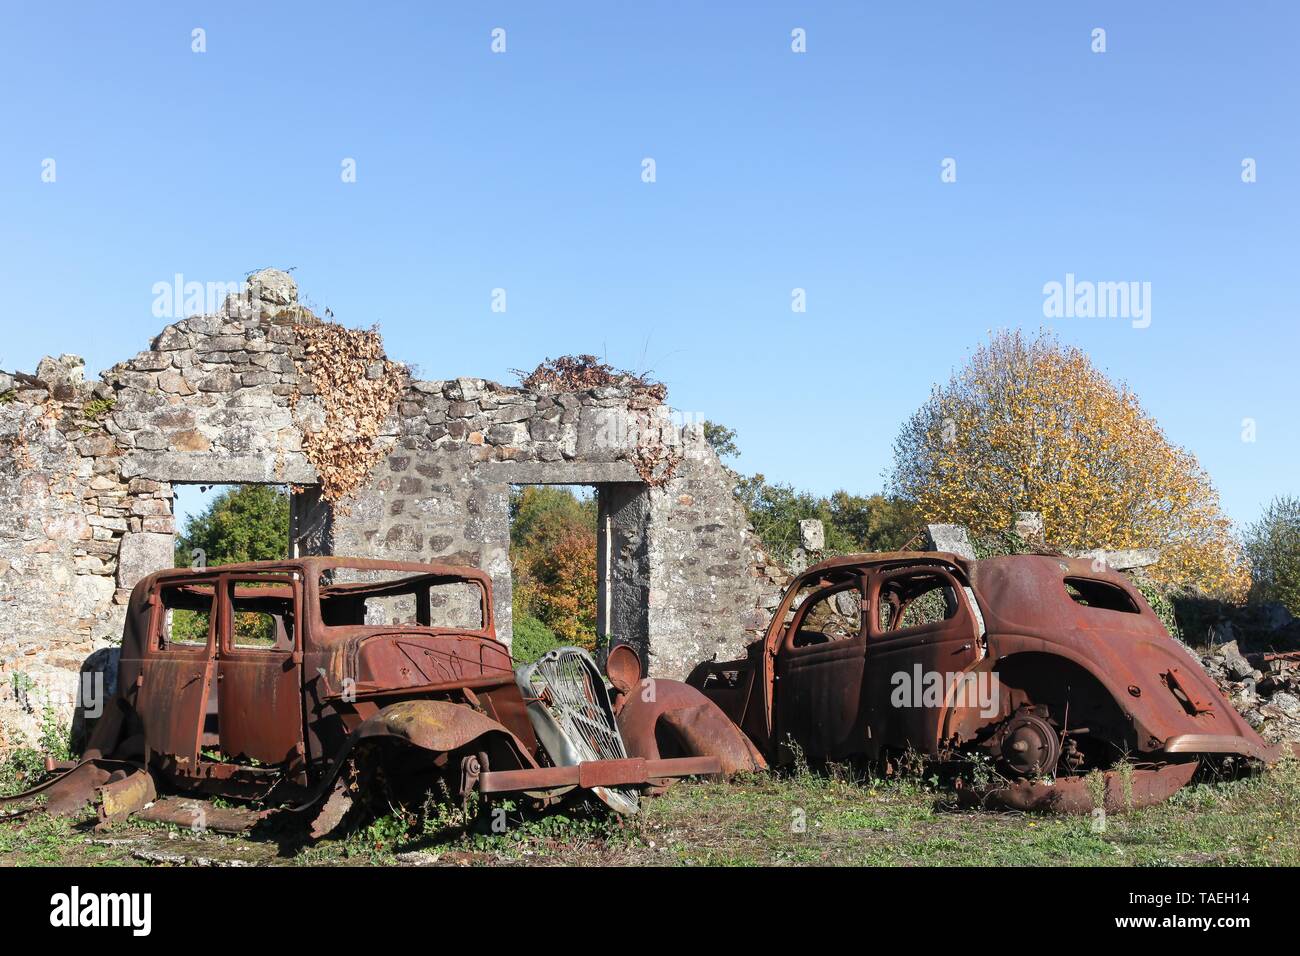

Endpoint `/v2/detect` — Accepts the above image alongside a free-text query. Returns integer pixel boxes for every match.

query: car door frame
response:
[137,579,218,777]
[213,571,308,777]
[862,563,982,755]
[772,573,871,763]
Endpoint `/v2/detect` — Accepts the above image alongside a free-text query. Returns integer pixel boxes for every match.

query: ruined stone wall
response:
[0,359,122,750]
[0,271,784,750]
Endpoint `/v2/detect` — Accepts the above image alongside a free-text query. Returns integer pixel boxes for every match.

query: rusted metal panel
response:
[95,767,156,828]
[136,654,213,770]
[961,761,1199,813]
[216,577,306,769]
[614,677,766,776]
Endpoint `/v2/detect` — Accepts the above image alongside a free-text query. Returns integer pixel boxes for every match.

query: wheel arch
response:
[945,647,1142,755]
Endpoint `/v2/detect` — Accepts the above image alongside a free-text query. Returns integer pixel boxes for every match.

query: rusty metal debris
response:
[688,552,1281,812]
[1,557,758,835]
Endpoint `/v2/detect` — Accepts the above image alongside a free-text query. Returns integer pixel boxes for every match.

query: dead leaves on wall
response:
[291,322,407,504]
[515,354,667,403]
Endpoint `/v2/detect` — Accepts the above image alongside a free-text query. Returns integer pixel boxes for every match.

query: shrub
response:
[1134,578,1181,639]
[511,609,565,664]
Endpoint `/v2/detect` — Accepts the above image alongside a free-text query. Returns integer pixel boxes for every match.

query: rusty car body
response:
[3,557,762,833]
[688,551,1280,811]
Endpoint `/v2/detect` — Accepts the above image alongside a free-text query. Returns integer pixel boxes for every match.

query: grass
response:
[1,755,1296,867]
[80,396,115,420]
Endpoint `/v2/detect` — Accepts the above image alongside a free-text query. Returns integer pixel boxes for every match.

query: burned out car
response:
[3,558,762,833]
[688,551,1281,811]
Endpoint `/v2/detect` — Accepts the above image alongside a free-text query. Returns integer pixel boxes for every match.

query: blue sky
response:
[2,2,1296,529]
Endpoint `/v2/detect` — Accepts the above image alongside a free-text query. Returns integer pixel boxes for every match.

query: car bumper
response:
[1163,733,1280,763]
[477,755,721,794]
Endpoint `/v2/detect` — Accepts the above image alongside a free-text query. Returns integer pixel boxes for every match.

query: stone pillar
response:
[597,483,651,670]
[799,519,825,551]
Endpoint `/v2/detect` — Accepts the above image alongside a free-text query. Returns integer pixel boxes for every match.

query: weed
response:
[1085,768,1106,809]
[784,735,811,779]
[81,397,115,420]
[0,705,71,796]
[1117,761,1135,809]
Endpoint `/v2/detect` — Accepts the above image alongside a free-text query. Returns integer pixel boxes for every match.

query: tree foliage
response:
[734,475,922,563]
[889,329,1247,598]
[174,484,290,568]
[702,420,740,460]
[1244,496,1300,614]
[510,486,599,650]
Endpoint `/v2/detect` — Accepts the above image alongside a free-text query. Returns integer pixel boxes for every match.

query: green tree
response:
[175,485,291,568]
[734,475,922,563]
[703,419,923,563]
[510,595,566,664]
[1244,496,1300,614]
[826,491,924,552]
[509,485,597,549]
[703,420,740,460]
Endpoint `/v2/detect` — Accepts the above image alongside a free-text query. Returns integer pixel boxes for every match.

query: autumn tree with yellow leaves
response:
[510,486,599,650]
[889,329,1248,599]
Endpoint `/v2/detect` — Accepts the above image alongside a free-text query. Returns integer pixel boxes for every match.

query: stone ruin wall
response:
[0,271,787,750]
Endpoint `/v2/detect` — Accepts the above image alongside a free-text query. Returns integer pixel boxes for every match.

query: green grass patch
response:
[1,756,1297,867]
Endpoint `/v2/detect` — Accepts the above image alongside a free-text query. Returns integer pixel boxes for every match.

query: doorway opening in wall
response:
[508,485,598,664]
[508,481,651,670]
[171,483,328,571]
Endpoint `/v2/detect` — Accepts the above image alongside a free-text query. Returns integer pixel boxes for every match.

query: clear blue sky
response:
[2,2,1296,529]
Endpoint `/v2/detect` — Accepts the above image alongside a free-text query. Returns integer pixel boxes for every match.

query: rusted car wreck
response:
[688,551,1280,812]
[2,558,762,834]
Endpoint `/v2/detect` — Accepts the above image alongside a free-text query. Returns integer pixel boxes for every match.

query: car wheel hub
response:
[999,712,1060,778]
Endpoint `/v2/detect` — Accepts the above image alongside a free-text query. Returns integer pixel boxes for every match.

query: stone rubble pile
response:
[1198,604,1300,746]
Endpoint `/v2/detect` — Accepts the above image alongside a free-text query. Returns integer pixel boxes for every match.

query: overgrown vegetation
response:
[1134,578,1181,638]
[515,354,665,402]
[730,475,922,565]
[701,422,923,566]
[0,703,72,797]
[80,396,115,421]
[510,598,566,663]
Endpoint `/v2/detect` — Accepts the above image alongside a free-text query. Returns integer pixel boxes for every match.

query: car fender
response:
[948,635,1274,762]
[615,678,766,774]
[351,699,537,770]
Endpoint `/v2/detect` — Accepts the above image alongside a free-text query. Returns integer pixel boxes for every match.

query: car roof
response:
[138,556,492,588]
[800,551,972,578]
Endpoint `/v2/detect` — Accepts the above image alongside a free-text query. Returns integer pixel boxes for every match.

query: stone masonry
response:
[0,271,784,749]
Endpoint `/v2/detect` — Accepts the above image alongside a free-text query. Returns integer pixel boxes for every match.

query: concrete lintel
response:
[121,453,318,485]
[478,460,642,485]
